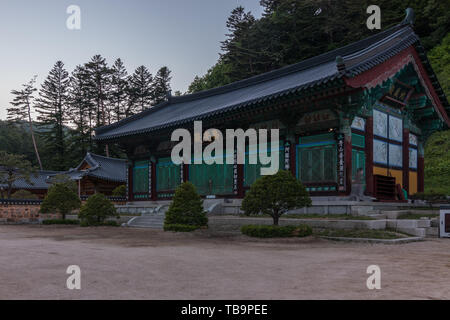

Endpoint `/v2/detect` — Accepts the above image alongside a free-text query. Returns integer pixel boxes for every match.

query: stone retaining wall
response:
[0,204,60,223]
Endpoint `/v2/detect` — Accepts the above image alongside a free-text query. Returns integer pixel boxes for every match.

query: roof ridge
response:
[88,152,127,162]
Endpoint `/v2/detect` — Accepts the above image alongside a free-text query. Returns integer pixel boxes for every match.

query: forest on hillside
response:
[0,0,449,193]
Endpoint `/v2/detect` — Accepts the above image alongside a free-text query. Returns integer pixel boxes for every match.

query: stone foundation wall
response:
[0,204,60,223]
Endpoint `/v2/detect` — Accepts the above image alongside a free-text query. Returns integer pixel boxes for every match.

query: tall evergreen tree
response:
[128,65,153,113]
[152,66,172,105]
[67,65,94,163]
[7,76,43,170]
[110,58,129,122]
[35,61,70,170]
[84,54,112,155]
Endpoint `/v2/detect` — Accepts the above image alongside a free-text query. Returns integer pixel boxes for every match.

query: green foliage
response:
[242,170,311,225]
[409,191,447,201]
[10,189,39,200]
[164,182,208,228]
[0,150,36,199]
[42,219,79,225]
[78,193,117,225]
[241,224,312,238]
[35,61,70,171]
[190,1,450,89]
[48,174,77,193]
[112,185,126,197]
[428,33,450,99]
[80,219,119,227]
[424,130,450,195]
[164,223,202,232]
[40,183,81,219]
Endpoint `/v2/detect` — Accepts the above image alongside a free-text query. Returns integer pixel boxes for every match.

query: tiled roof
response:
[95,18,448,141]
[0,170,61,190]
[64,152,127,183]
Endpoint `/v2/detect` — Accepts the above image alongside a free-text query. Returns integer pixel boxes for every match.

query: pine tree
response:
[128,65,153,113]
[35,61,70,170]
[84,55,112,155]
[110,58,129,122]
[152,66,172,105]
[67,65,94,163]
[7,76,43,170]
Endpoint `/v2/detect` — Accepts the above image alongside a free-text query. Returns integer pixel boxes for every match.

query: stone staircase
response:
[116,199,225,229]
[126,214,165,229]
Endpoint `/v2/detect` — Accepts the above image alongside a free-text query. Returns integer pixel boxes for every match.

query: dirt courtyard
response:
[0,225,449,300]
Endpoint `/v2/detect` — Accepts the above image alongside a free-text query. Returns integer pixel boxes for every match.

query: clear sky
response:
[0,0,263,119]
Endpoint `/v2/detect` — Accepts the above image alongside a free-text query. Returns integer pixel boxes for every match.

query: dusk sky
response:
[0,0,263,119]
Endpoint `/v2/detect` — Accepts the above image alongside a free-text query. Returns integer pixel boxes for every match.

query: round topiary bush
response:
[241,224,312,238]
[11,189,39,200]
[242,170,312,225]
[40,183,81,220]
[164,182,207,231]
[79,193,117,226]
[112,185,126,197]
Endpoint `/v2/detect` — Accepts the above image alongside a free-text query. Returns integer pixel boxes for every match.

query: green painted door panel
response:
[133,160,149,197]
[189,153,233,195]
[156,157,181,191]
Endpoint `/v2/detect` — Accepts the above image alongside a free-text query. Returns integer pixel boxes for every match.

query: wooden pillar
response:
[150,161,157,201]
[237,164,244,198]
[402,128,410,195]
[364,117,374,196]
[183,163,189,182]
[127,161,133,201]
[289,141,296,177]
[340,117,352,195]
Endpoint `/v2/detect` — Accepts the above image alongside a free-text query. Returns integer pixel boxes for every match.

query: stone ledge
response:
[319,236,424,244]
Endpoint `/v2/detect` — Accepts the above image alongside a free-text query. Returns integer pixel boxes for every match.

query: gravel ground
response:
[0,225,449,300]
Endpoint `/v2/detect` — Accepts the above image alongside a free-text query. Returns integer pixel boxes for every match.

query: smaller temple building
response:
[61,152,127,197]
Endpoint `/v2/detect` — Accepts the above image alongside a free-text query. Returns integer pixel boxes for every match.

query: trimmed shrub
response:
[11,189,39,200]
[40,183,81,220]
[80,219,119,227]
[42,219,79,225]
[79,193,117,226]
[112,185,126,197]
[164,182,208,230]
[164,223,201,232]
[242,170,312,225]
[410,192,447,202]
[241,224,313,238]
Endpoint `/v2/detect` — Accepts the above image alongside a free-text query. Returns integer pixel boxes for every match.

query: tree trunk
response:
[273,215,279,226]
[26,97,43,170]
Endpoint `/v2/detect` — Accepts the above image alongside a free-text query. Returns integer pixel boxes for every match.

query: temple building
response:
[94,12,449,202]
[61,152,127,197]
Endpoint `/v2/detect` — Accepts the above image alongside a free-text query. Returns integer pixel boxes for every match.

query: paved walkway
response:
[0,225,449,299]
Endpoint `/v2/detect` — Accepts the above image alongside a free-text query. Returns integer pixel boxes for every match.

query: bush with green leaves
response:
[112,185,126,197]
[164,223,202,232]
[79,193,117,225]
[242,170,311,225]
[80,219,119,227]
[42,219,79,225]
[241,224,312,238]
[40,183,81,220]
[11,189,39,200]
[164,182,207,231]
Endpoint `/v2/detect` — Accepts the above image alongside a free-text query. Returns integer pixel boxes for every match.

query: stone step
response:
[396,227,426,238]
[426,227,439,237]
[126,214,165,229]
